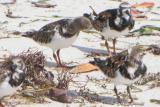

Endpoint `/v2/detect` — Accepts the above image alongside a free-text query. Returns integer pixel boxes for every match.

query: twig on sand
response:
[5,7,28,18]
[48,69,78,103]
[0,0,16,5]
[100,43,124,50]
[135,72,160,87]
[89,6,98,16]
[0,36,20,39]
[150,99,160,104]
[31,2,57,8]
[18,19,40,27]
[127,33,160,37]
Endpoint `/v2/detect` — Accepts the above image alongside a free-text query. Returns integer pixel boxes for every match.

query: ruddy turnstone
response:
[0,57,27,106]
[85,2,134,54]
[91,46,147,103]
[23,16,92,67]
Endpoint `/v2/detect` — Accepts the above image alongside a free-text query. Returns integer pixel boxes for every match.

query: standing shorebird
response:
[0,57,27,107]
[23,16,92,67]
[91,46,147,103]
[85,2,135,54]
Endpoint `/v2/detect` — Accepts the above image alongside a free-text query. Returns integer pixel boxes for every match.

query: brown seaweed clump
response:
[0,49,55,91]
[135,72,160,88]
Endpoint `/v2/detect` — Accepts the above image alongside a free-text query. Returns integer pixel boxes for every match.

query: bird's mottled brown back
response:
[0,69,10,83]
[32,19,71,43]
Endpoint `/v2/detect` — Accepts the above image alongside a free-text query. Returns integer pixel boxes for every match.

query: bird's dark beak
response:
[89,58,100,65]
[94,58,101,63]
[19,73,26,80]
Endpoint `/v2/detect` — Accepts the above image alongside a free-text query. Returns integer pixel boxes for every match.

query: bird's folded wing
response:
[0,70,10,83]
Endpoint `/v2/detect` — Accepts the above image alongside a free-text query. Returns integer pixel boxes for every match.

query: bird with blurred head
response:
[22,16,92,67]
[90,46,147,103]
[0,57,27,106]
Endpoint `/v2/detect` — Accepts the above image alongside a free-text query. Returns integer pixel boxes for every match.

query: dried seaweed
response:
[148,45,160,55]
[19,50,55,89]
[135,72,160,88]
[0,0,16,5]
[48,70,77,103]
[0,50,79,103]
[150,99,160,104]
[56,70,77,89]
[0,49,55,91]
[79,88,100,103]
[6,8,28,18]
[31,2,57,8]
[0,49,57,105]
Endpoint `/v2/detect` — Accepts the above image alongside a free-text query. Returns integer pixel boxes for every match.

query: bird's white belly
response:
[43,33,78,52]
[113,70,141,86]
[0,77,20,98]
[102,27,129,40]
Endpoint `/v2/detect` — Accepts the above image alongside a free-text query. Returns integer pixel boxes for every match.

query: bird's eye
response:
[126,10,129,14]
[126,9,131,14]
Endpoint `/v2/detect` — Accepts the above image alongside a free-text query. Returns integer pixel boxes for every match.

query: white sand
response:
[0,0,160,106]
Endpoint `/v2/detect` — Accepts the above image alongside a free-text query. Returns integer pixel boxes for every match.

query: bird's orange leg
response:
[56,49,66,67]
[53,52,59,67]
[114,86,121,103]
[113,39,117,54]
[105,40,111,55]
[0,102,4,107]
[127,86,133,103]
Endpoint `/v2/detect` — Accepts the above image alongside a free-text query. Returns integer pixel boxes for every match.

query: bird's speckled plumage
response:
[84,2,135,53]
[23,17,92,46]
[93,2,134,32]
[91,46,147,103]
[0,57,27,99]
[23,16,92,66]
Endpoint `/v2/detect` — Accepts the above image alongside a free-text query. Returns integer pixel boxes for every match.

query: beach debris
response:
[18,19,41,27]
[147,45,160,55]
[0,0,16,5]
[31,2,57,8]
[48,70,77,103]
[150,99,160,104]
[131,2,155,20]
[0,49,55,98]
[71,63,99,73]
[17,50,55,88]
[79,88,100,103]
[5,7,28,18]
[49,88,74,103]
[135,72,160,88]
[130,25,160,36]
[0,50,55,106]
[132,2,154,9]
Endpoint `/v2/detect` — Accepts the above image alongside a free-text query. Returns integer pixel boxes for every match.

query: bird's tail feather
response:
[22,30,37,38]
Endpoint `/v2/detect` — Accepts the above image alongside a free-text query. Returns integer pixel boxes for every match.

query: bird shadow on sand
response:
[80,94,117,105]
[44,45,109,68]
[76,91,144,106]
[72,45,109,55]
[45,60,76,69]
[45,61,57,68]
[77,91,123,105]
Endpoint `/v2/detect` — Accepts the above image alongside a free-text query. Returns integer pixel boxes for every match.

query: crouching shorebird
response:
[22,16,92,67]
[0,57,27,107]
[84,2,135,54]
[91,46,147,103]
